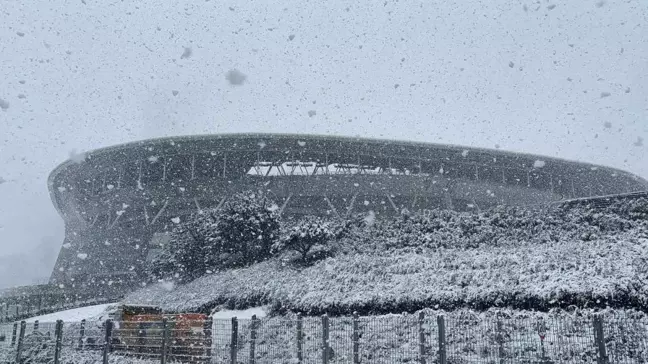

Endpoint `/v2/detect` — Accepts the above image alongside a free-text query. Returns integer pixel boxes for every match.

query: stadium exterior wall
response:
[46,133,648,292]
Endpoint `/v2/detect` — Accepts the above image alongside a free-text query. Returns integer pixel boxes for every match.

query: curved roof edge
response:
[47,133,648,214]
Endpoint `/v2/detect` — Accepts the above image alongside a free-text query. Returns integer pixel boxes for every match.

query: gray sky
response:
[1,0,647,287]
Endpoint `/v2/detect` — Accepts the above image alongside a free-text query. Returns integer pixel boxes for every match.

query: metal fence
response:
[0,296,117,325]
[1,312,648,363]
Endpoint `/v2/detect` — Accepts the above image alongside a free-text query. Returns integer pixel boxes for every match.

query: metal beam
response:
[278,194,293,216]
[109,210,124,229]
[143,206,150,225]
[117,167,123,189]
[550,174,554,194]
[216,197,227,210]
[150,200,170,225]
[190,155,196,180]
[386,193,399,212]
[323,196,340,218]
[223,154,227,178]
[346,193,359,218]
[105,212,113,228]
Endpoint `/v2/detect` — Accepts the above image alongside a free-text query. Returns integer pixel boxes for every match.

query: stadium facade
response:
[47,134,648,291]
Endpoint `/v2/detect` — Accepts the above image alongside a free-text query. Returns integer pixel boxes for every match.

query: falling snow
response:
[68,150,87,163]
[180,47,192,59]
[225,69,247,85]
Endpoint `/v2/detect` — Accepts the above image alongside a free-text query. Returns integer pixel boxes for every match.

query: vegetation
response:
[148,191,280,282]
[273,216,336,263]
[132,197,648,315]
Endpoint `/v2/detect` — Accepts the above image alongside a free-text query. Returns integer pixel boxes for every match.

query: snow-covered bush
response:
[149,191,280,282]
[147,210,220,281]
[274,216,336,263]
[133,196,648,315]
[213,191,281,267]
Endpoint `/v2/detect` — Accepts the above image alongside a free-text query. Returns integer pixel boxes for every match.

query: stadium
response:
[47,133,648,293]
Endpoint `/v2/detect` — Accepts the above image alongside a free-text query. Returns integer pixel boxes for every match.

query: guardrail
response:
[1,311,647,363]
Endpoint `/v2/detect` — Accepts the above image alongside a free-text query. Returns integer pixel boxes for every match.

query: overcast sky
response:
[0,0,646,288]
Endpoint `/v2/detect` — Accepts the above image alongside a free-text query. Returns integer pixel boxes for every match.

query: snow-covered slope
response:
[24,303,116,323]
[126,202,648,315]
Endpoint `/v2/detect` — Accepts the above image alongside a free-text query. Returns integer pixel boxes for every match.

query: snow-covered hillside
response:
[126,200,648,315]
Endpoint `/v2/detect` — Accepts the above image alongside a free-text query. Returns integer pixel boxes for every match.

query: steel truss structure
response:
[46,134,648,292]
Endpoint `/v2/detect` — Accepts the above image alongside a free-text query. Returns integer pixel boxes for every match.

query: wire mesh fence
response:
[1,311,648,363]
[0,296,117,325]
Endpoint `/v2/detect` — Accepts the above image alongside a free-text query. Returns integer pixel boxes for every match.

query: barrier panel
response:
[1,312,648,363]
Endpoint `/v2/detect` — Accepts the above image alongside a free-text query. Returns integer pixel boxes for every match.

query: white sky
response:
[0,0,647,287]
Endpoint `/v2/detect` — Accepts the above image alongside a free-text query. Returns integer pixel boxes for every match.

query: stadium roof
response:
[48,133,648,215]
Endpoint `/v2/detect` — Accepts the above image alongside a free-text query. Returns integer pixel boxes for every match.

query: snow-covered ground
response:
[211,306,268,319]
[20,302,267,323]
[24,303,115,323]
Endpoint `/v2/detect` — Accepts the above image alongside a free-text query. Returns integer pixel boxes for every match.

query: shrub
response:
[148,191,280,282]
[213,191,281,267]
[275,216,336,263]
[147,210,220,281]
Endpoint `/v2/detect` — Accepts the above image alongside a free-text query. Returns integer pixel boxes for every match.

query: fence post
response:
[78,319,86,349]
[230,317,238,364]
[322,314,329,364]
[418,312,426,364]
[102,319,113,364]
[11,322,17,346]
[203,317,213,361]
[138,322,146,353]
[160,317,168,364]
[15,321,26,364]
[249,315,258,364]
[352,312,359,364]
[297,314,303,364]
[497,318,505,364]
[437,316,446,364]
[53,320,63,364]
[593,315,609,364]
